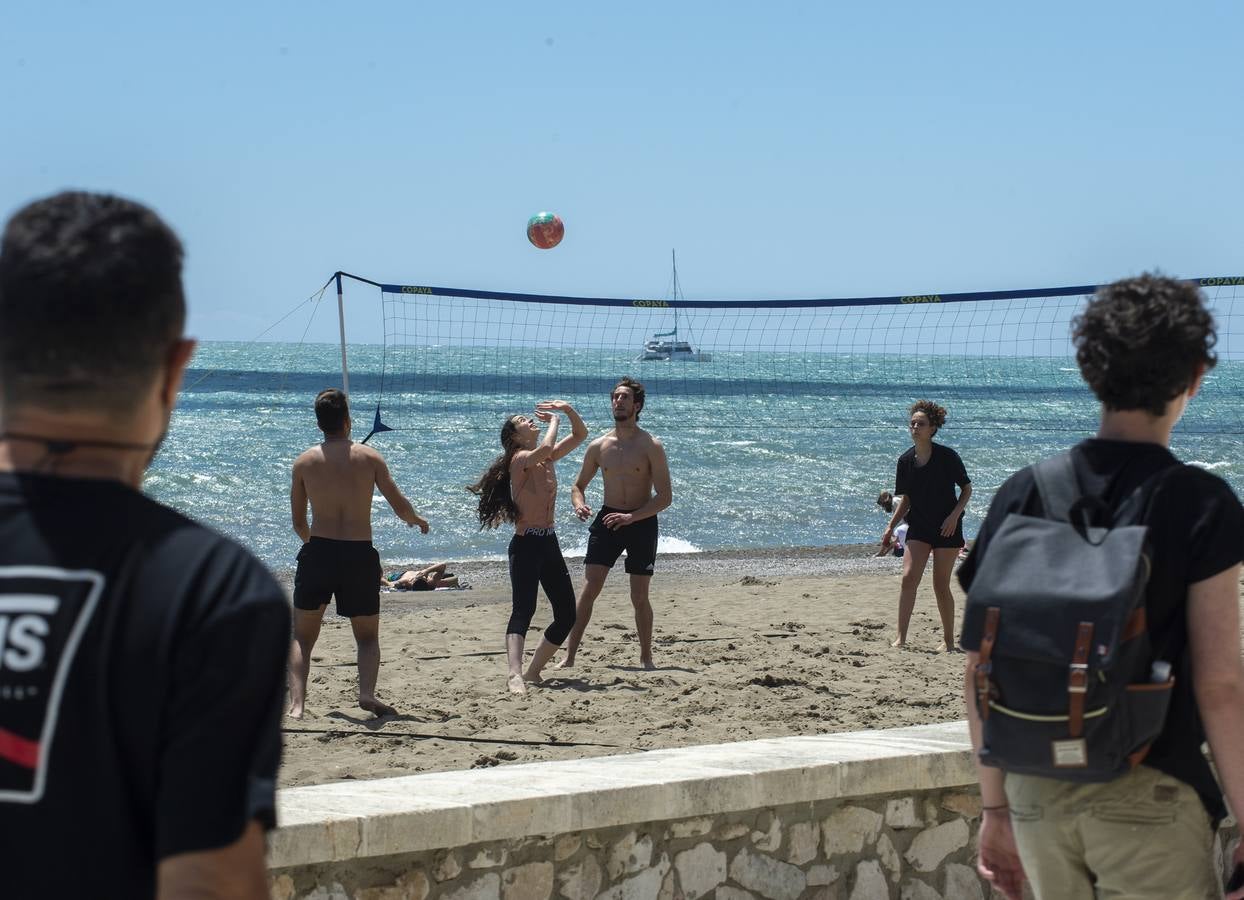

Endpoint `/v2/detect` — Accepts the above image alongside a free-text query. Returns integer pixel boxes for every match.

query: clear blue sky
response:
[2,2,1241,345]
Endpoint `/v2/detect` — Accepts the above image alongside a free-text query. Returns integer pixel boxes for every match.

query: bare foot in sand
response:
[287,702,305,720]
[937,641,959,653]
[554,656,575,670]
[640,656,655,671]
[523,670,543,684]
[360,697,396,717]
[507,674,527,695]
[890,636,907,649]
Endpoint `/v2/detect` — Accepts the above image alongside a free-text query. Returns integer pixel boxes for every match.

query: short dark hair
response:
[1073,274,1216,416]
[315,389,349,434]
[0,192,186,412]
[614,376,646,419]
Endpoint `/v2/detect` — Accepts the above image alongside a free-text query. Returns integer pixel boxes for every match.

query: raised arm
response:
[290,458,310,544]
[372,450,429,533]
[571,440,602,520]
[1188,563,1244,889]
[538,399,588,461]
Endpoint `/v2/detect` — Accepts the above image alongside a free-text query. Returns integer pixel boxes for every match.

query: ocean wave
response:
[1187,460,1231,471]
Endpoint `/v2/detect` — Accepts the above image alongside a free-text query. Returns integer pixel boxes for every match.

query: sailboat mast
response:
[671,249,679,336]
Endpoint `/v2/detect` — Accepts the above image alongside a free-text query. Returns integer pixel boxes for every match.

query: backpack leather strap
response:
[1068,621,1094,737]
[976,607,1000,720]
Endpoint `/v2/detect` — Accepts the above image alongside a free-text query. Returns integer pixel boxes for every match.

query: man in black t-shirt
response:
[0,193,289,898]
[960,274,1244,900]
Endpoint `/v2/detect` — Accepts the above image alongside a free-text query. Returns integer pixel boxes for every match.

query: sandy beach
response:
[279,545,979,788]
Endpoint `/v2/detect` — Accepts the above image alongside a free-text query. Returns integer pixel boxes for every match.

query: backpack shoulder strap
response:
[1030,451,1081,523]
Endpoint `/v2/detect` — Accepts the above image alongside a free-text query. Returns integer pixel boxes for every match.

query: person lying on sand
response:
[381,561,459,591]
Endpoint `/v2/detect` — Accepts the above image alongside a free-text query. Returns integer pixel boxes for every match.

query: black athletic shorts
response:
[584,506,659,575]
[293,537,381,617]
[904,518,965,551]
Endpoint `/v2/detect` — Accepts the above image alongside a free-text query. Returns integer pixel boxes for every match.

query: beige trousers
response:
[1005,764,1221,899]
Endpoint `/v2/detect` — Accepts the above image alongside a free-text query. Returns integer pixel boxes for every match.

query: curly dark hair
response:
[1072,274,1216,416]
[466,416,523,529]
[909,400,947,434]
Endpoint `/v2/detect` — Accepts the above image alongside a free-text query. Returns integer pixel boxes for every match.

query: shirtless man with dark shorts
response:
[558,377,672,670]
[287,388,429,718]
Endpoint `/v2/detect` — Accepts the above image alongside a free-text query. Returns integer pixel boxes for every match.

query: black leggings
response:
[507,531,577,646]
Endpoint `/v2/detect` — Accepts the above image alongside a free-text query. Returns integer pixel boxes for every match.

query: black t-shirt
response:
[894,443,971,535]
[958,439,1244,822]
[0,473,289,898]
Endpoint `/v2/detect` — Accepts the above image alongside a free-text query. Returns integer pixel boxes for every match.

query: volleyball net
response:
[330,272,1244,439]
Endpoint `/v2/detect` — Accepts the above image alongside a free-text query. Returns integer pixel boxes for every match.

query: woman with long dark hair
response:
[881,399,972,650]
[469,399,587,694]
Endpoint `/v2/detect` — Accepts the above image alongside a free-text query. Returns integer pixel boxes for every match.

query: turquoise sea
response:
[150,341,1244,571]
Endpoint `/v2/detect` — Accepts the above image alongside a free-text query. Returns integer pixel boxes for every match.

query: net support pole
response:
[335,272,351,396]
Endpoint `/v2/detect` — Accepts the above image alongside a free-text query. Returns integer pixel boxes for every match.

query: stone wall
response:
[267,722,1238,900]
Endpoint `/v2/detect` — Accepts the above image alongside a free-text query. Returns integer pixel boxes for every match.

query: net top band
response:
[336,272,1244,310]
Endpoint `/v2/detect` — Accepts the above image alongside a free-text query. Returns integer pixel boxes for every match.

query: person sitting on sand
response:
[468,399,587,695]
[382,562,459,591]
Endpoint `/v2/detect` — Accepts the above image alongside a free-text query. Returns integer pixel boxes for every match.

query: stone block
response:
[434,851,463,882]
[470,847,510,869]
[502,862,553,900]
[670,817,715,839]
[596,854,671,900]
[714,889,756,900]
[556,855,601,900]
[444,873,501,900]
[751,811,782,852]
[270,874,295,900]
[785,821,819,866]
[806,864,839,886]
[885,797,921,829]
[942,863,984,900]
[728,848,806,900]
[354,871,431,900]
[822,806,883,857]
[904,820,969,873]
[847,861,887,900]
[607,831,654,879]
[300,885,348,900]
[715,824,750,841]
[555,835,582,861]
[877,833,902,883]
[940,792,982,820]
[658,869,678,900]
[899,880,942,900]
[674,842,727,899]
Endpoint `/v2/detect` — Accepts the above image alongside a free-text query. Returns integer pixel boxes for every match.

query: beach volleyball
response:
[526,212,564,249]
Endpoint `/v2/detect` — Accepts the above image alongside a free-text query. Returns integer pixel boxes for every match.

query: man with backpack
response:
[959,274,1244,899]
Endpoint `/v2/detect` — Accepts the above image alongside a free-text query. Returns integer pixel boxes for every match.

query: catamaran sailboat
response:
[637,251,711,362]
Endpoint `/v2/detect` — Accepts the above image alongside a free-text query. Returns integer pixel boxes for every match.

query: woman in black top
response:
[881,400,972,650]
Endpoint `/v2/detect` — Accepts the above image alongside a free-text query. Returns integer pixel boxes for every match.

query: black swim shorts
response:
[293,537,381,617]
[584,506,659,575]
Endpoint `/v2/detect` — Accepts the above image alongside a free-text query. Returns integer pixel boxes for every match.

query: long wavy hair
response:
[466,416,522,529]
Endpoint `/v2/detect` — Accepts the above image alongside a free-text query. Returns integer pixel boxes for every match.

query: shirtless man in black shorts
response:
[558,377,672,670]
[288,389,429,718]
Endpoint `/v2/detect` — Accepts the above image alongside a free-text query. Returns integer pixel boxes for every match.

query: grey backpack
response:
[961,452,1177,781]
